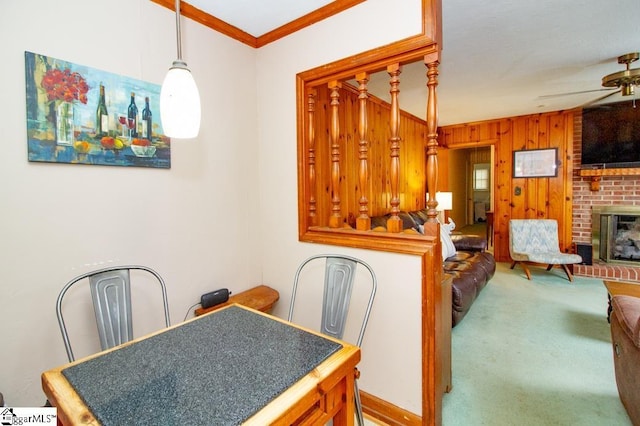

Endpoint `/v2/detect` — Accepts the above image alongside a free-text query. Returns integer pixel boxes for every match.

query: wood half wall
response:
[295,1,446,423]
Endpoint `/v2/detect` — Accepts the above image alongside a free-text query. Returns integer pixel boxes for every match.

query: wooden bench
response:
[194,285,280,316]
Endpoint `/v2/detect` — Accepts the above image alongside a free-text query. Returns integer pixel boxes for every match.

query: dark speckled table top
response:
[62,305,342,425]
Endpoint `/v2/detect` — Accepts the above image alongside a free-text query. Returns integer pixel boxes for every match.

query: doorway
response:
[446,146,494,245]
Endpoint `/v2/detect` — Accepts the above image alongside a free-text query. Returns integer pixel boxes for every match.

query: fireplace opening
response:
[593,206,640,265]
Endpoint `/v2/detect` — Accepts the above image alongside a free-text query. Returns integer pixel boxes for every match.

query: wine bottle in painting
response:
[127,92,138,138]
[141,96,152,140]
[96,84,109,137]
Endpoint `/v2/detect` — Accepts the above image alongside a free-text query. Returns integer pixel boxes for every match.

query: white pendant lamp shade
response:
[160,60,201,138]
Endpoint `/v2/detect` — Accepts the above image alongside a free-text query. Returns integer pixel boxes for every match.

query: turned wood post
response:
[386,64,403,233]
[307,89,317,226]
[356,72,371,231]
[425,55,440,223]
[329,81,342,228]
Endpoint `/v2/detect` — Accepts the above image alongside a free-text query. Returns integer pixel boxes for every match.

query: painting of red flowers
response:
[41,68,89,104]
[25,51,171,168]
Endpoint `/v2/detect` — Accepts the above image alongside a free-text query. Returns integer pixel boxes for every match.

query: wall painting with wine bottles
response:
[24,51,170,169]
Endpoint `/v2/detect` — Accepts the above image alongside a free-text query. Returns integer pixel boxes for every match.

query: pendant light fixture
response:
[160,0,201,138]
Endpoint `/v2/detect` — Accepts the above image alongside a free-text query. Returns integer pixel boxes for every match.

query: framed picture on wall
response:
[512,148,558,178]
[24,51,171,169]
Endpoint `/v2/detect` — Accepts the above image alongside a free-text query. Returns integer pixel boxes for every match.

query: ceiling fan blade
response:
[580,89,622,107]
[538,88,617,99]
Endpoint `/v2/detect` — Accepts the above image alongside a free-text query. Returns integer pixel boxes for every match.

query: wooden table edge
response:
[603,280,640,298]
[42,304,360,426]
[244,344,360,425]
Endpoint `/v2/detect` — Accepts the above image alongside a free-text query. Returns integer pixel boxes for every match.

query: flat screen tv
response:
[581,100,640,169]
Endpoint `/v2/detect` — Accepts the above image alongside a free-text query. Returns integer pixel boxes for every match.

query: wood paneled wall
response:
[439,111,576,262]
[312,83,429,228]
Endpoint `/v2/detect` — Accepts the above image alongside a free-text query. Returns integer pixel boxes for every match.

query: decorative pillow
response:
[408,210,426,226]
[441,217,456,234]
[414,209,430,224]
[397,211,418,230]
[370,214,389,229]
[440,228,457,260]
[440,218,457,260]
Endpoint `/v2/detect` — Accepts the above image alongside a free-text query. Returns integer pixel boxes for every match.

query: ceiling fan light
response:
[621,83,634,97]
[601,52,640,96]
[160,61,201,138]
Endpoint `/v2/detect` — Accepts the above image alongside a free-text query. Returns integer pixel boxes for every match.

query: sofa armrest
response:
[612,295,640,348]
[450,234,487,252]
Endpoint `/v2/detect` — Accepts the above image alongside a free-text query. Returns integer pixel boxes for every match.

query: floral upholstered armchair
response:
[508,219,582,281]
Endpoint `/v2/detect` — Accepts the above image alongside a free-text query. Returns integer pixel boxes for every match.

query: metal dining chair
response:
[288,254,377,426]
[56,265,171,362]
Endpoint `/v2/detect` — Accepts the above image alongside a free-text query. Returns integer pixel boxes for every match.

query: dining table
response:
[42,304,360,425]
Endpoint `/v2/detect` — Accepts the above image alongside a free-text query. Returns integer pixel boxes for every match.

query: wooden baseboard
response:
[360,390,421,425]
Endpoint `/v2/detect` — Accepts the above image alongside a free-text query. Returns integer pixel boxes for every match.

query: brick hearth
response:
[574,263,640,281]
[572,113,640,282]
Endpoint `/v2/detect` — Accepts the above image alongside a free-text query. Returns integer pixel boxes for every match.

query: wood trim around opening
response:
[295,2,444,424]
[151,0,440,49]
[150,0,368,48]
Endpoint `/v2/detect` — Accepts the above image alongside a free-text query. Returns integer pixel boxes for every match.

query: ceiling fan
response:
[540,52,640,106]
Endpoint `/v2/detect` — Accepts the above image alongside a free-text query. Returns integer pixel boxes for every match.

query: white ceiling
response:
[186,0,334,36]
[186,0,640,126]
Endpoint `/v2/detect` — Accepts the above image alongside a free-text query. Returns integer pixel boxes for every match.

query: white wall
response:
[1,0,259,406]
[255,0,427,414]
[1,0,429,415]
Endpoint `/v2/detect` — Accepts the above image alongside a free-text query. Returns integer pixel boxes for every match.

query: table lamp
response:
[435,191,453,223]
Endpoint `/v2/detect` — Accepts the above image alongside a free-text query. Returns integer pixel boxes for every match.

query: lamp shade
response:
[435,191,453,211]
[160,61,201,138]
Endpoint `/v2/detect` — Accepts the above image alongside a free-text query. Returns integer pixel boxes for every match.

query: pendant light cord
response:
[175,0,183,61]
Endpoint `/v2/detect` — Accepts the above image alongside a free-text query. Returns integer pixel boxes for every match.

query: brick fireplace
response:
[593,206,640,263]
[572,114,640,282]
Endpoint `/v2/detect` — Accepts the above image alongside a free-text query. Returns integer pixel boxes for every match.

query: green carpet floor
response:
[458,223,487,237]
[442,262,631,425]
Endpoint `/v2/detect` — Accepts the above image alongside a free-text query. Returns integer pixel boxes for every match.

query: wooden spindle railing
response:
[307,90,317,226]
[425,55,440,222]
[329,80,342,228]
[386,64,402,233]
[356,72,371,231]
[303,59,437,233]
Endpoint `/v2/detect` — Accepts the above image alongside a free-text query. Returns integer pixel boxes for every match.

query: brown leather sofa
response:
[447,234,496,326]
[370,209,496,327]
[610,295,640,425]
